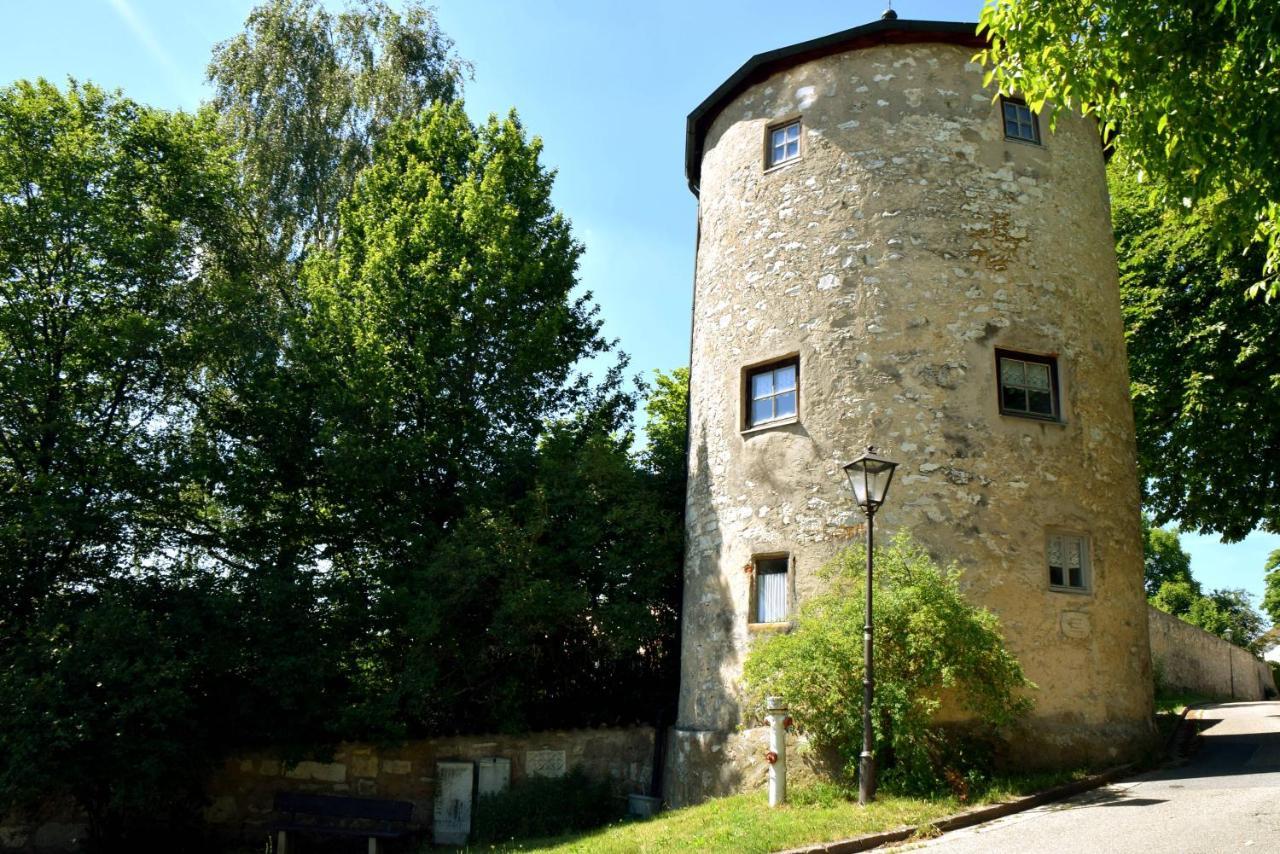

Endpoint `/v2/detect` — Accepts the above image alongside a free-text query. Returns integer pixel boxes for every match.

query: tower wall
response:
[670,38,1153,804]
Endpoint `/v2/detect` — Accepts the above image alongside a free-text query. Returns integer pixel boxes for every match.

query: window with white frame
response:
[768,120,801,167]
[1001,96,1040,144]
[746,359,798,427]
[753,555,789,623]
[1047,533,1090,591]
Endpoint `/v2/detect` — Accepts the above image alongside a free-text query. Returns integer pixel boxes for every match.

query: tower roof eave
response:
[685,18,985,195]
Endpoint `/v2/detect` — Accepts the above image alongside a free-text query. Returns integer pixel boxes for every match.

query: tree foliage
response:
[207,0,469,261]
[0,79,247,845]
[1113,162,1280,540]
[1263,549,1280,626]
[742,531,1032,796]
[1141,516,1194,597]
[979,0,1280,296]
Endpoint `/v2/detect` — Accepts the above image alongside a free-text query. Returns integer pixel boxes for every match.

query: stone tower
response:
[667,16,1153,805]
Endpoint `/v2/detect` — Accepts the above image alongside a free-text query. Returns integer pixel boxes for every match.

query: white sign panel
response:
[525,749,567,779]
[477,757,511,797]
[433,761,474,845]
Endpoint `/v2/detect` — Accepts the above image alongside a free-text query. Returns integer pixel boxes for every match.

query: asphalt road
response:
[905,701,1280,853]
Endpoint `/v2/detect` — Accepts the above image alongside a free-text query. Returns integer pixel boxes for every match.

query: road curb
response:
[1163,702,1209,759]
[775,764,1135,854]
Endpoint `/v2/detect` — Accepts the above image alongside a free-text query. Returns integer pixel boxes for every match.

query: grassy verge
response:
[1152,690,1219,745]
[470,771,1093,854]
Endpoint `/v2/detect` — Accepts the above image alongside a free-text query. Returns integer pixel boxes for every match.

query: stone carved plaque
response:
[525,749,567,779]
[1060,611,1091,639]
[477,757,511,796]
[433,761,474,845]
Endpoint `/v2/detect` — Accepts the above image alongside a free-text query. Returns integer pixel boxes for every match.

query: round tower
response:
[668,16,1153,805]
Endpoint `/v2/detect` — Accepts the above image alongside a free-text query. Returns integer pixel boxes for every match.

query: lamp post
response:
[843,446,898,806]
[1225,628,1235,699]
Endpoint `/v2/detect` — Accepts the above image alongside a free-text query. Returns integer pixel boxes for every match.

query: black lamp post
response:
[843,446,898,806]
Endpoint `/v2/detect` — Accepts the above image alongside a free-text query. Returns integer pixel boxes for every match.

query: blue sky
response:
[2,0,1276,604]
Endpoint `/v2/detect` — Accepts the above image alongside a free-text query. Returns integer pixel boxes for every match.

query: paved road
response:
[906,701,1280,853]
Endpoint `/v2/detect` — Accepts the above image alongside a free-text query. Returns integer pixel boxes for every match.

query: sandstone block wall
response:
[674,31,1154,804]
[0,727,653,851]
[1149,606,1277,701]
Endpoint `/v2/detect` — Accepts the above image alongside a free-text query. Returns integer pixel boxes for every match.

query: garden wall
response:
[1149,605,1276,700]
[0,726,654,851]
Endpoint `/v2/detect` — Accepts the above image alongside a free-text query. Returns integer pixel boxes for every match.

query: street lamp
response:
[843,446,898,806]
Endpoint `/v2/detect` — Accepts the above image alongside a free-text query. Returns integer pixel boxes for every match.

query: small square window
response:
[767,120,801,167]
[996,349,1060,421]
[753,555,790,623]
[1001,96,1040,144]
[1047,533,1090,591]
[745,358,798,428]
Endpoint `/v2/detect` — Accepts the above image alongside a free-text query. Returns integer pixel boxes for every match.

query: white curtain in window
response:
[757,572,787,623]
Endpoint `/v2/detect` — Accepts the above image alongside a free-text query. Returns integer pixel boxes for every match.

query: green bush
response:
[469,769,622,844]
[743,531,1034,797]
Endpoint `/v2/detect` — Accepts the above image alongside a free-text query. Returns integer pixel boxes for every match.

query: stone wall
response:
[674,27,1154,805]
[1149,606,1277,701]
[0,727,654,851]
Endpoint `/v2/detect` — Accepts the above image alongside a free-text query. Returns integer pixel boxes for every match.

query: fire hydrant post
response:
[765,695,788,807]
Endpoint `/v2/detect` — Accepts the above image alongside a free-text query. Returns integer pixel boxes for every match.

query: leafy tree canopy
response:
[979,0,1280,296]
[1114,162,1280,540]
[1141,515,1195,596]
[207,0,469,261]
[1262,548,1280,625]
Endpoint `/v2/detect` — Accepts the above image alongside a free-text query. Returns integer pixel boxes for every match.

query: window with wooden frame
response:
[766,119,801,168]
[745,358,798,428]
[751,555,790,623]
[1001,96,1041,144]
[1047,532,1090,592]
[996,349,1060,421]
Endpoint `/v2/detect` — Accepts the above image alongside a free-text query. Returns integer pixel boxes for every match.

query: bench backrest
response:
[274,791,413,823]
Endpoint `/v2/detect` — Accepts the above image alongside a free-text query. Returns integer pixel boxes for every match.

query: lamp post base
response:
[858,752,875,805]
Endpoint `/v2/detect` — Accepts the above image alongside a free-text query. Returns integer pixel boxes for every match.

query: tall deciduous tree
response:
[1262,549,1280,625]
[1141,515,1195,597]
[1112,163,1280,539]
[0,79,236,629]
[979,0,1280,295]
[207,0,469,261]
[0,79,245,845]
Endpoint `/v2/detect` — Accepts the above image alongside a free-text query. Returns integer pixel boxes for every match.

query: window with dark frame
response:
[996,350,1059,420]
[753,555,790,623]
[767,120,801,167]
[1001,96,1040,144]
[1047,533,1089,591]
[746,359,798,428]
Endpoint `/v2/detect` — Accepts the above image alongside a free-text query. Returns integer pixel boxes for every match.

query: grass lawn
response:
[471,772,1091,854]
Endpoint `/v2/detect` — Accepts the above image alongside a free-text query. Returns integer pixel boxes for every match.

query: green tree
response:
[979,0,1280,295]
[1113,162,1280,539]
[1185,588,1266,650]
[207,0,469,261]
[1141,515,1195,596]
[296,102,637,734]
[0,79,244,844]
[1262,549,1280,625]
[743,531,1032,795]
[1150,579,1201,619]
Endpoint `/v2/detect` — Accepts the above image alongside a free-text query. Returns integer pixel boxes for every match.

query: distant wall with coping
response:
[1148,606,1277,701]
[0,727,654,852]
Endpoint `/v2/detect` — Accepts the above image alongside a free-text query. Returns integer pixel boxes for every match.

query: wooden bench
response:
[271,791,413,854]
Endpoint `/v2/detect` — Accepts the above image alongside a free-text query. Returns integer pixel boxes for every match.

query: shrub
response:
[469,769,622,844]
[743,531,1034,796]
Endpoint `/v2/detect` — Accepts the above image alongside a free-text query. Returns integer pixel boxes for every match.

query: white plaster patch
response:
[796,86,817,109]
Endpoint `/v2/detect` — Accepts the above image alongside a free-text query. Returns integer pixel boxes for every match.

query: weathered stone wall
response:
[1149,606,1277,701]
[0,727,653,851]
[672,35,1154,804]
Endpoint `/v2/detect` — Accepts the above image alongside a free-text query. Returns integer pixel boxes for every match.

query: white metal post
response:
[766,695,788,807]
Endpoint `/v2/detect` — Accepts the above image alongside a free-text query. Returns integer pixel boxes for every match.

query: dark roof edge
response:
[685,19,985,195]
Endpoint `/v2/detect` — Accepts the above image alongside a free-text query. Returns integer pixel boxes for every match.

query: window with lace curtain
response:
[1047,533,1090,592]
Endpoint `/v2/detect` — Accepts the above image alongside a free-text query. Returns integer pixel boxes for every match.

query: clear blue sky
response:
[2,1,1276,605]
